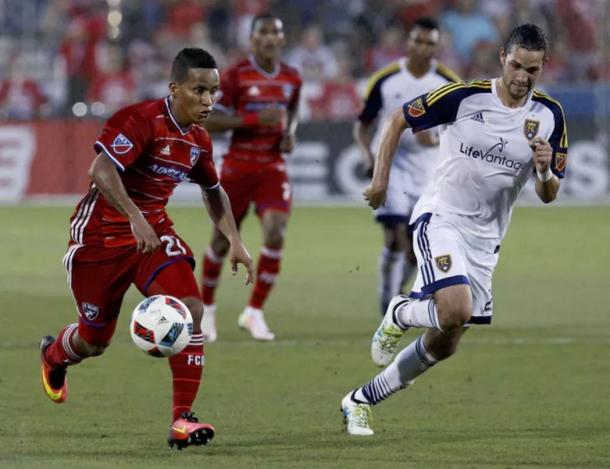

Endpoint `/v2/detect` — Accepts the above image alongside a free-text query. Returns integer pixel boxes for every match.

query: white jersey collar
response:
[249,54,280,79]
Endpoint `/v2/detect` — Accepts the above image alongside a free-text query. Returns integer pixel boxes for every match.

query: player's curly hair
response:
[171,48,217,83]
[504,24,548,58]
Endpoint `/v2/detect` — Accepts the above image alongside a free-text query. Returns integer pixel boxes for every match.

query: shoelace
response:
[351,404,372,428]
[376,324,403,353]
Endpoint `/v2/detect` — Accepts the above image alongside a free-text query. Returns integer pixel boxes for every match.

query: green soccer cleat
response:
[341,392,373,436]
[371,294,409,367]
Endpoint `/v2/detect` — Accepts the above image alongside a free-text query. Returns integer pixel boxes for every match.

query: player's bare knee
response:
[436,304,471,330]
[264,228,285,248]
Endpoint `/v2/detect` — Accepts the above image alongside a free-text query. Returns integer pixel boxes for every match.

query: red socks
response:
[249,245,282,309]
[168,333,205,421]
[201,247,225,306]
[44,323,82,367]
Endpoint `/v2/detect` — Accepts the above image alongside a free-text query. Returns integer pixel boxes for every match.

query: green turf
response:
[1,205,609,468]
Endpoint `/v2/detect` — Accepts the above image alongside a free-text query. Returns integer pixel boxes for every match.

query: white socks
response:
[395,298,442,330]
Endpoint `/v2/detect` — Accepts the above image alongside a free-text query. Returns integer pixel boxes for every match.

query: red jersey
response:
[216,56,302,164]
[70,97,219,248]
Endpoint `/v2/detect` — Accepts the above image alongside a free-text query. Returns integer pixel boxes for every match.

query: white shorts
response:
[374,165,419,225]
[409,213,500,324]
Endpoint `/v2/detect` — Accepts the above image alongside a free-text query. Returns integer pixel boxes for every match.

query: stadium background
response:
[0,0,609,203]
[2,1,610,468]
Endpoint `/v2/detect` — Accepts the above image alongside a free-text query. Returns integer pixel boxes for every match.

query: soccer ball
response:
[130,295,193,357]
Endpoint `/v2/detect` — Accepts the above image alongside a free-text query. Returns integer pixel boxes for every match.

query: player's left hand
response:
[229,240,255,285]
[530,136,552,172]
[363,182,387,209]
[279,133,296,153]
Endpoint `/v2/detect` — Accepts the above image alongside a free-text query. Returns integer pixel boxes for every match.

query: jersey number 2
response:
[160,235,187,257]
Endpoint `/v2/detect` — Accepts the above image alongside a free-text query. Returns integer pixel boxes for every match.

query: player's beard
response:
[504,75,531,101]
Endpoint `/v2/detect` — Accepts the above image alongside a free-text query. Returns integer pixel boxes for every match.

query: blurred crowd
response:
[0,0,608,121]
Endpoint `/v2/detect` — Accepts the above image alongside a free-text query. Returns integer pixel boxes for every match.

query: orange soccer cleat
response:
[168,411,215,450]
[40,336,68,404]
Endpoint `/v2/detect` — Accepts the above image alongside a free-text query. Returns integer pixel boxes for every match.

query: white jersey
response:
[403,79,568,240]
[358,58,459,198]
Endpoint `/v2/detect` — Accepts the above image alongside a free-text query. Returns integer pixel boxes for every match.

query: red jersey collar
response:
[164,96,192,135]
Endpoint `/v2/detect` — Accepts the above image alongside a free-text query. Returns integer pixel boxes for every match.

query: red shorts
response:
[63,231,199,345]
[220,159,291,222]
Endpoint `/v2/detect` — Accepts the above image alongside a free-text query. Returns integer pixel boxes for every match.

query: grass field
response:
[1,205,609,468]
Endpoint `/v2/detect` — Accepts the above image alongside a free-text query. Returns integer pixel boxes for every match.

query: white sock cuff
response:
[190,333,205,346]
[381,247,403,261]
[415,336,438,367]
[260,246,283,259]
[63,323,82,361]
[205,247,225,264]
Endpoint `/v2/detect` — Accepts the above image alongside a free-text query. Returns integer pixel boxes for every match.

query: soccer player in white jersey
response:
[355,18,460,316]
[341,24,568,436]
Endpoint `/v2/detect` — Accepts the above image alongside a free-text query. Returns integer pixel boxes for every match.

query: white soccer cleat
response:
[238,307,275,341]
[371,294,409,367]
[201,304,217,343]
[341,392,373,436]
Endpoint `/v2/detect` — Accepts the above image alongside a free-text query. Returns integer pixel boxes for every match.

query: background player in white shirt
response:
[354,17,460,316]
[341,24,567,436]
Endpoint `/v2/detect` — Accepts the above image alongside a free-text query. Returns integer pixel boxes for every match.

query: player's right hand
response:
[130,216,161,254]
[363,183,387,209]
[259,107,284,126]
[229,240,255,285]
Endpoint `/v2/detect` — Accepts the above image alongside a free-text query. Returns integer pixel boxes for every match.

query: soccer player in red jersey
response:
[39,48,254,449]
[200,14,302,342]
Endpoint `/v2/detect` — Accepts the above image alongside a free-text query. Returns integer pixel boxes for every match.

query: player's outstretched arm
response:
[203,108,284,132]
[531,137,560,203]
[201,186,254,284]
[88,153,160,253]
[363,108,410,209]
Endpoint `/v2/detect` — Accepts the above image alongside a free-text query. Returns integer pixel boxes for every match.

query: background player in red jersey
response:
[200,14,302,342]
[39,48,254,449]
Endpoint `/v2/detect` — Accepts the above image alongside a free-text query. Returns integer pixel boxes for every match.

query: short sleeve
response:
[358,78,383,124]
[187,138,219,189]
[402,84,462,133]
[402,82,491,133]
[548,105,569,179]
[94,106,151,171]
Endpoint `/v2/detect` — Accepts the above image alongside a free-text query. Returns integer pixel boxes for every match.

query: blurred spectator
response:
[232,0,269,49]
[286,25,339,82]
[309,58,361,121]
[364,26,404,75]
[463,41,497,79]
[86,43,135,115]
[0,58,47,120]
[165,0,207,37]
[0,0,607,120]
[441,0,498,62]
